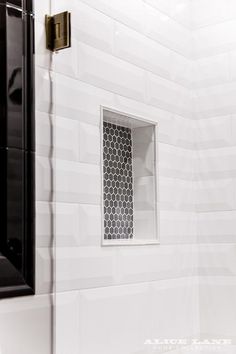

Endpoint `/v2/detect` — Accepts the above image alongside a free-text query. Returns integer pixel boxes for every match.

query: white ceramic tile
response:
[36,202,54,248]
[77,204,102,246]
[198,244,236,276]
[193,20,236,58]
[53,42,77,77]
[55,73,114,124]
[159,177,196,211]
[196,179,236,212]
[36,248,53,294]
[54,203,101,247]
[55,203,79,247]
[55,159,101,204]
[55,292,79,354]
[197,147,236,180]
[144,0,192,29]
[196,116,233,149]
[199,277,236,338]
[193,54,230,89]
[36,156,53,202]
[114,22,192,87]
[147,72,192,118]
[79,0,145,34]
[198,211,236,243]
[55,116,80,161]
[194,82,236,119]
[36,111,52,157]
[72,1,113,53]
[77,278,199,354]
[35,0,51,24]
[35,67,52,114]
[159,144,194,180]
[160,211,197,244]
[144,3,192,57]
[0,295,52,354]
[134,176,155,210]
[35,22,51,69]
[77,43,146,101]
[37,113,80,160]
[134,210,157,241]
[55,247,115,291]
[192,0,236,29]
[79,123,100,164]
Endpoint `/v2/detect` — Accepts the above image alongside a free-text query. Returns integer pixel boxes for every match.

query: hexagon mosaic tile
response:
[103,122,134,240]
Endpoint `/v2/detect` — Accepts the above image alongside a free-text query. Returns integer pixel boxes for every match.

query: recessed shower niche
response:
[101,108,159,246]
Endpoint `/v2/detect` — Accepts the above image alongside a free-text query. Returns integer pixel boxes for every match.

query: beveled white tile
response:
[35,67,52,114]
[36,156,53,202]
[198,211,236,243]
[159,144,195,180]
[193,54,230,89]
[79,123,100,164]
[146,72,192,118]
[77,43,146,101]
[77,204,102,246]
[159,177,196,211]
[199,276,236,339]
[55,203,101,247]
[35,22,51,69]
[79,0,145,33]
[36,111,52,157]
[0,295,52,354]
[55,160,101,204]
[134,176,155,210]
[196,116,233,149]
[193,20,236,58]
[196,179,236,212]
[36,248,53,294]
[144,0,192,29]
[160,211,197,244]
[55,73,114,123]
[56,292,79,354]
[55,116,80,161]
[36,202,54,248]
[144,3,192,57]
[72,1,113,53]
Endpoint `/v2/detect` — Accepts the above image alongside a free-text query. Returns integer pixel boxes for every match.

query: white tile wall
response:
[8,1,236,354]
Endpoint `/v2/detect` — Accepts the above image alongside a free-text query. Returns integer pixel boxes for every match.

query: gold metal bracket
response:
[45,11,71,52]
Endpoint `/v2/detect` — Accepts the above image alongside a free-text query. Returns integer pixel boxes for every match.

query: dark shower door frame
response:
[0,0,35,298]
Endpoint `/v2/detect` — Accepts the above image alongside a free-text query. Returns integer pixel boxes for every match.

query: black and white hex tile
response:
[103,122,134,240]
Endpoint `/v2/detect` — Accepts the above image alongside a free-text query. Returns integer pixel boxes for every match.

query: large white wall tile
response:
[55,160,101,204]
[35,67,52,114]
[199,277,236,338]
[55,73,114,124]
[77,278,199,354]
[77,43,146,101]
[198,211,236,243]
[79,123,100,164]
[79,0,145,33]
[196,179,236,212]
[0,295,52,354]
[144,3,192,57]
[147,72,192,118]
[144,0,192,29]
[55,203,101,247]
[160,211,197,244]
[114,22,192,87]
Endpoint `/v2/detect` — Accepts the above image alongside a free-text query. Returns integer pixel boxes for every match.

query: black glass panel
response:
[0,149,34,297]
[7,6,24,148]
[0,1,34,298]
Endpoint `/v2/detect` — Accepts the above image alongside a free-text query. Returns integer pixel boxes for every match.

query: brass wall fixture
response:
[45,11,71,52]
